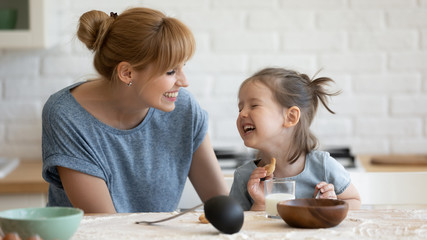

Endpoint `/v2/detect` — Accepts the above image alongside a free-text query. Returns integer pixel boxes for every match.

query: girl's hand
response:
[247,167,272,211]
[313,182,337,199]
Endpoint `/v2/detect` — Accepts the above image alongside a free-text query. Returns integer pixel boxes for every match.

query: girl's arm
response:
[58,166,117,213]
[315,182,361,209]
[337,183,361,209]
[188,134,229,202]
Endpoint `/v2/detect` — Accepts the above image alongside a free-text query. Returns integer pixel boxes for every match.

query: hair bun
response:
[77,10,114,51]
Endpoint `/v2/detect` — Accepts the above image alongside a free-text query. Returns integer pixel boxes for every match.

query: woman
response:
[42,7,228,213]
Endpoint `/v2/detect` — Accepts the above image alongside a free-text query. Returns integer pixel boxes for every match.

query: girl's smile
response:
[243,124,256,134]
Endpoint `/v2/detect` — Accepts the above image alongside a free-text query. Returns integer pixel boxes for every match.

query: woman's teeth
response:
[164,92,178,98]
[244,125,255,133]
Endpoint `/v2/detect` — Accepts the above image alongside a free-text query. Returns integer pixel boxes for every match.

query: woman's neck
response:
[71,79,149,130]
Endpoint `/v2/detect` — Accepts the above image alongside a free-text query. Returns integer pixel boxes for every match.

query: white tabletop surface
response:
[72,208,427,240]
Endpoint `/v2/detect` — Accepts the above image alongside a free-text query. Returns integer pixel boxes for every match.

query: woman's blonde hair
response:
[240,68,340,164]
[77,7,195,82]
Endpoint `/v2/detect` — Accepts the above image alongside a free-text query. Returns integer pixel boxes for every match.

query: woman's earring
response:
[127,81,133,87]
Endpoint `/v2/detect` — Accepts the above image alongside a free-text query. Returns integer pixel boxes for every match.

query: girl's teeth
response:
[244,125,255,132]
[164,92,178,98]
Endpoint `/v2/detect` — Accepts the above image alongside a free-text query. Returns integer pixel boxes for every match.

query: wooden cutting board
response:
[370,155,427,165]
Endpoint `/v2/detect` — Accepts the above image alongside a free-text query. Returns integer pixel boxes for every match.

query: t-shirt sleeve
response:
[181,89,209,153]
[42,95,106,189]
[229,169,253,211]
[324,154,351,195]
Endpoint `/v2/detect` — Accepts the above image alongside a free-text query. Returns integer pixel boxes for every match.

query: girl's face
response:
[132,63,188,112]
[237,81,287,151]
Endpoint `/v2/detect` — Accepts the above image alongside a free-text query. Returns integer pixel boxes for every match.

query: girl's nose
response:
[238,108,248,118]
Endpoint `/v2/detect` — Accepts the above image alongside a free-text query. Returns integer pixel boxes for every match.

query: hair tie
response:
[110,12,118,19]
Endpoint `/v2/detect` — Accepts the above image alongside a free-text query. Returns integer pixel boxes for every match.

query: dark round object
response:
[277,198,349,228]
[204,195,244,234]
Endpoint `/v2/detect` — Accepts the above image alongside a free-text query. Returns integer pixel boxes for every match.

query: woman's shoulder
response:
[176,88,198,107]
[166,88,206,119]
[43,82,85,120]
[45,82,83,106]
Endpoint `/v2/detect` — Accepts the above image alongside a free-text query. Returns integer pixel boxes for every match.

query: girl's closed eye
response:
[238,103,244,112]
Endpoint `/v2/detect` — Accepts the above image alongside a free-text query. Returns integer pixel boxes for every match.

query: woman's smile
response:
[163,91,179,102]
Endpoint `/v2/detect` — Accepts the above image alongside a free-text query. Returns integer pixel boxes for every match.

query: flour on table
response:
[71,209,427,240]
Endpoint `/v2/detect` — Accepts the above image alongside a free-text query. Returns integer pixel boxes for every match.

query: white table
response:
[72,209,427,240]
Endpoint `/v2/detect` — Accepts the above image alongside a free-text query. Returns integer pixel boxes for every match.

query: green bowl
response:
[0,207,83,240]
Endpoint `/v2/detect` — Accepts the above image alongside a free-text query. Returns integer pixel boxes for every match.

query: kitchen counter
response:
[72,209,427,240]
[1,156,426,211]
[0,160,48,194]
[2,155,426,195]
[358,155,427,172]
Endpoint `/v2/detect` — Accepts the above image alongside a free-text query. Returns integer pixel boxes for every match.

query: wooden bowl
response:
[277,198,349,228]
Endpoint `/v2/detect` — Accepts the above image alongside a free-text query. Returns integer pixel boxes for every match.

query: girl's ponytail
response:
[308,76,340,115]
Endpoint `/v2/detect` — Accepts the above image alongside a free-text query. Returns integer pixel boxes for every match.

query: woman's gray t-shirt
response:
[229,151,351,210]
[42,82,208,212]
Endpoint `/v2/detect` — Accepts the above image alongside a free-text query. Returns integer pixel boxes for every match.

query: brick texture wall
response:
[1,0,427,159]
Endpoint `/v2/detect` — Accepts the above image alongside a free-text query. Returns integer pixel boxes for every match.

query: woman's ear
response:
[283,106,300,128]
[116,62,133,85]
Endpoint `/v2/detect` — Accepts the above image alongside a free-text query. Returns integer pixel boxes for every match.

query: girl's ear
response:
[283,106,300,128]
[116,61,133,85]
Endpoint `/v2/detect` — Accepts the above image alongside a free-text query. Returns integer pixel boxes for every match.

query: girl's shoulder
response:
[306,150,347,172]
[233,159,258,178]
[236,159,258,171]
[306,150,332,162]
[306,150,340,168]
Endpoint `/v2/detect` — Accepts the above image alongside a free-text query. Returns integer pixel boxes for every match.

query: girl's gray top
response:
[229,150,351,210]
[42,82,208,212]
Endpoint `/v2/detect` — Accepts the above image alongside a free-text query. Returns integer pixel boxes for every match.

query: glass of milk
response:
[264,179,295,218]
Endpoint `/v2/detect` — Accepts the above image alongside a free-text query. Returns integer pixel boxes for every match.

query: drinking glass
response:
[264,178,295,218]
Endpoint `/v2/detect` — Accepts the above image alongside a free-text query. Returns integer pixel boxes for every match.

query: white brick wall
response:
[248,11,316,31]
[422,30,427,49]
[1,0,427,159]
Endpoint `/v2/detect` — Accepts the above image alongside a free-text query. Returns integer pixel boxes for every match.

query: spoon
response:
[135,203,203,224]
[314,189,321,199]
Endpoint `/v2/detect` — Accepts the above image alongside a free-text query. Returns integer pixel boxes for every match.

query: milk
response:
[265,193,295,217]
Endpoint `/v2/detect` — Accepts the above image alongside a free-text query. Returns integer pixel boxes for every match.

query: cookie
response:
[264,157,276,176]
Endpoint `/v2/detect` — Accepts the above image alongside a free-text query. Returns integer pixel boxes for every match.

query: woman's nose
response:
[176,71,189,87]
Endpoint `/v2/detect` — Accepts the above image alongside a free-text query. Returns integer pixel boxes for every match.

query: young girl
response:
[229,67,361,211]
[42,7,228,213]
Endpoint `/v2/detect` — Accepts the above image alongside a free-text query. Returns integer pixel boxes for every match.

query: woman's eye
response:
[251,105,258,108]
[166,70,176,75]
